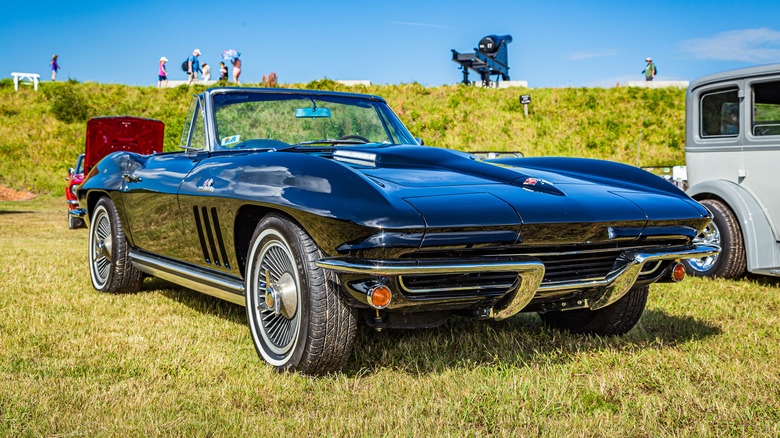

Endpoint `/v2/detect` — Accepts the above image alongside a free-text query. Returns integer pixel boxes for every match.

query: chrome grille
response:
[536,250,622,283]
[397,241,682,297]
[399,272,518,298]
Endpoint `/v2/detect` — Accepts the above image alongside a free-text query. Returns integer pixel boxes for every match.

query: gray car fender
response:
[687,179,780,272]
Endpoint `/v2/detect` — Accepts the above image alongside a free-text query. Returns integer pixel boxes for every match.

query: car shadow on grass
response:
[747,273,780,287]
[343,309,722,376]
[140,278,722,376]
[143,277,247,324]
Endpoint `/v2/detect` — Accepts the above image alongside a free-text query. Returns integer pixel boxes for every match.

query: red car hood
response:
[85,116,164,172]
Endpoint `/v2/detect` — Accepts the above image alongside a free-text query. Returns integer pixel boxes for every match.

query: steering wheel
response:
[337,135,369,143]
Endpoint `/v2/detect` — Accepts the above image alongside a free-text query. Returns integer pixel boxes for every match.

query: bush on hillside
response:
[304,79,340,91]
[43,83,91,123]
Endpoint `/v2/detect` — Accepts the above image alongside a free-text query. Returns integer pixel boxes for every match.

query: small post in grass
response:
[520,94,531,117]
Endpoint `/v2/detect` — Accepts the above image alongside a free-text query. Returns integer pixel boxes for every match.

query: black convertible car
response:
[74,88,719,374]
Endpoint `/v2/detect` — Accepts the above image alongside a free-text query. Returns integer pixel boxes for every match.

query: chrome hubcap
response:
[90,210,113,286]
[261,271,298,319]
[254,239,300,355]
[687,221,721,271]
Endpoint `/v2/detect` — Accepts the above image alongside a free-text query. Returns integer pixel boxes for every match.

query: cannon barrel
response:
[478,35,513,53]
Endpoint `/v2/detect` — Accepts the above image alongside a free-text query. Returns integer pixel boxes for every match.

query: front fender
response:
[179,152,426,255]
[687,179,780,272]
[498,157,690,198]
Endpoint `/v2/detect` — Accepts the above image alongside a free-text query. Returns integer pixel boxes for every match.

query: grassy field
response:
[0,79,685,195]
[1,197,778,436]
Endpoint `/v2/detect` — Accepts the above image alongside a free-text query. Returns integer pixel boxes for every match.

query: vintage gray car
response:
[683,64,780,278]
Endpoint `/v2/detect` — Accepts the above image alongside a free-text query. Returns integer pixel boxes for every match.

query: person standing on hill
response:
[232,56,242,85]
[157,57,169,88]
[219,62,228,83]
[201,63,211,81]
[50,55,60,81]
[187,49,201,85]
[643,57,657,81]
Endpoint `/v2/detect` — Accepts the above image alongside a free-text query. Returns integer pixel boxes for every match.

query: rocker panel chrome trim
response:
[129,250,245,306]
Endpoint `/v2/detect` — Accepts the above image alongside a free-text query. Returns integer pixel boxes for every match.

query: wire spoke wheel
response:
[255,238,300,355]
[87,197,143,294]
[245,214,357,374]
[89,204,113,289]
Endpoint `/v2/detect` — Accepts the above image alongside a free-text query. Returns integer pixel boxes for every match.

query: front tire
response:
[88,197,143,293]
[682,199,746,279]
[539,285,649,336]
[245,214,356,375]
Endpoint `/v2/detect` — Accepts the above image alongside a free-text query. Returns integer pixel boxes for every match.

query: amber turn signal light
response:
[367,285,392,309]
[671,262,686,282]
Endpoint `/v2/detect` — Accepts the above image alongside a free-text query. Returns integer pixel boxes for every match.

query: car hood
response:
[85,116,165,172]
[339,145,708,245]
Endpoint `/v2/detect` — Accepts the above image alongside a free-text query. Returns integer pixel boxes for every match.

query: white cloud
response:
[568,49,619,61]
[388,21,448,29]
[679,28,780,62]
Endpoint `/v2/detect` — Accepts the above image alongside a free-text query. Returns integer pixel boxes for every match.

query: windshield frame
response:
[207,88,417,152]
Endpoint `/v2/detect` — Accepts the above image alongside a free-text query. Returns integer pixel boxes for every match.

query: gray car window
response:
[700,88,739,138]
[752,81,780,136]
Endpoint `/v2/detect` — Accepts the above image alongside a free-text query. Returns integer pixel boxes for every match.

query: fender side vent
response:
[210,207,231,270]
[193,206,211,264]
[192,206,231,270]
[200,207,221,267]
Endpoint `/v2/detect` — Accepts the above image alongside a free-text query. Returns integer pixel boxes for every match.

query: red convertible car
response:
[67,116,164,228]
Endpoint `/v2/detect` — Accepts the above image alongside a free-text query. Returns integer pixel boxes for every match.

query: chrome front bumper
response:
[316,244,721,320]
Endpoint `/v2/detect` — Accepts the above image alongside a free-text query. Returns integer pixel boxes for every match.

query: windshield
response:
[211,92,416,150]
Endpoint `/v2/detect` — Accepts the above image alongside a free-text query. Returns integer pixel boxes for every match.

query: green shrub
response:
[43,84,91,123]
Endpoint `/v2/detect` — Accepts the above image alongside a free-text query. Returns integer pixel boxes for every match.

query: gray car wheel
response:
[245,214,356,375]
[682,199,746,279]
[88,197,143,293]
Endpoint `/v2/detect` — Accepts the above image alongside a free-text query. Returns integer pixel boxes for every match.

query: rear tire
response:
[88,197,143,293]
[245,214,356,375]
[682,199,746,279]
[539,285,649,336]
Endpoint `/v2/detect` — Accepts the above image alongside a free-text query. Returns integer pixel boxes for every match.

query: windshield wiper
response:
[276,139,368,152]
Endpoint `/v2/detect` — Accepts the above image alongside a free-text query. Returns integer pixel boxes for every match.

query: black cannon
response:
[452,34,512,86]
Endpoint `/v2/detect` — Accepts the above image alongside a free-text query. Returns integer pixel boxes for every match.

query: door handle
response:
[122,174,142,183]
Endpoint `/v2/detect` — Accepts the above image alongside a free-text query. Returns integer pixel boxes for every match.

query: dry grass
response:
[1,197,778,436]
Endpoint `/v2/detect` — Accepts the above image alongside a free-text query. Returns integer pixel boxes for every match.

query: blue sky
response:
[2,0,780,88]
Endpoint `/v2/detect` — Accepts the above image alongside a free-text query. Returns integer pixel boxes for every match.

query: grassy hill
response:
[0,79,686,195]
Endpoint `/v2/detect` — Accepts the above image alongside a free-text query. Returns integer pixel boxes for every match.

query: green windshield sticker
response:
[221,135,240,146]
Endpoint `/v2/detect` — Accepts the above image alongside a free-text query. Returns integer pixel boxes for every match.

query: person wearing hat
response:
[157,57,169,88]
[187,49,201,85]
[643,57,657,81]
